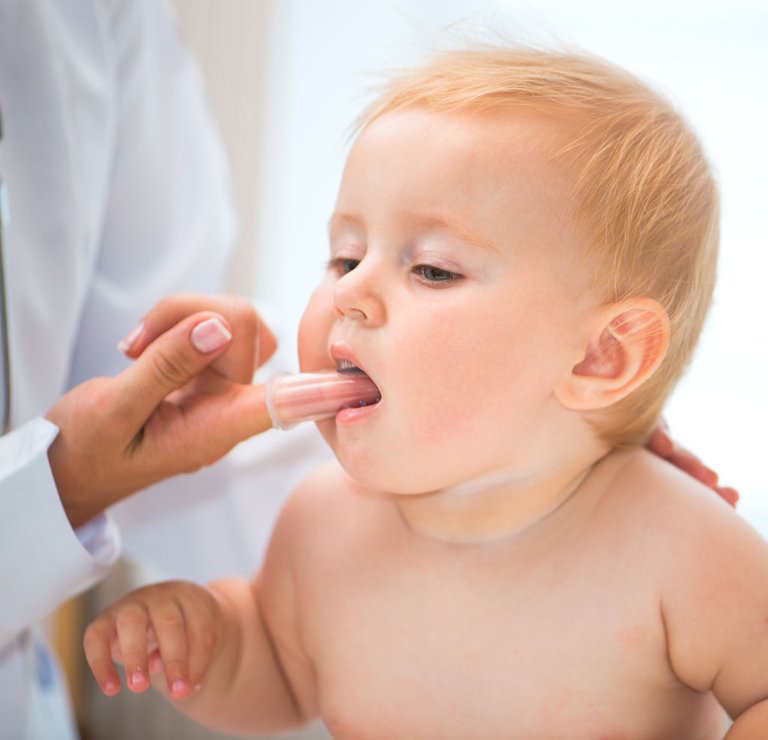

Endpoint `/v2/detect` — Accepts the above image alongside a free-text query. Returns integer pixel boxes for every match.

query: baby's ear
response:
[554,298,670,411]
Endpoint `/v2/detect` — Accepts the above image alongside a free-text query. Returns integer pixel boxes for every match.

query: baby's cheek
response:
[415,383,501,452]
[397,326,535,460]
[298,285,335,370]
[397,349,496,445]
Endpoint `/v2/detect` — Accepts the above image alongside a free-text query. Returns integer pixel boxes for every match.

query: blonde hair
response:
[356,46,719,447]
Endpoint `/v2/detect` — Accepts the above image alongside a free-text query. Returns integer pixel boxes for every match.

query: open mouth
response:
[335,359,382,409]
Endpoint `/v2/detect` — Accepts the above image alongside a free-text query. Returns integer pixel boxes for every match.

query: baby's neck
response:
[394,449,610,545]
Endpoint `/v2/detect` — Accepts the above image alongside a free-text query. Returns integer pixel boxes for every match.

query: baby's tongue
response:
[266,370,381,430]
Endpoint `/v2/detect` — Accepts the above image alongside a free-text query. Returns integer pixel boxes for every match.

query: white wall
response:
[171,0,271,297]
[179,0,768,529]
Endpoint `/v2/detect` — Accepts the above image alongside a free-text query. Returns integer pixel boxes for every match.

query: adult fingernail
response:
[191,318,232,354]
[117,322,144,354]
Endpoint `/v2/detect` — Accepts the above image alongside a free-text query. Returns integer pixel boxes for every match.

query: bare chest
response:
[302,542,724,739]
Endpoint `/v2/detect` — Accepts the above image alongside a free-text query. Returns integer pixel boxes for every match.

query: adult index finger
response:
[202,382,274,448]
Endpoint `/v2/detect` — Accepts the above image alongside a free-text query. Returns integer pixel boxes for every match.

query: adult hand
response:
[47,295,276,528]
[647,422,739,507]
[118,293,277,382]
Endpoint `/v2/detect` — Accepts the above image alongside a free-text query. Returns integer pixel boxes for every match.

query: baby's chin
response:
[316,417,488,494]
[329,446,457,497]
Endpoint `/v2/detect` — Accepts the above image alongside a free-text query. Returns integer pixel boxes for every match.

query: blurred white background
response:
[174,0,767,530]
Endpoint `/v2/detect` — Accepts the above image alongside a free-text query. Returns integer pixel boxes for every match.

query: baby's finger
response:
[152,601,194,698]
[83,619,122,696]
[115,604,151,693]
[146,627,164,676]
[148,648,165,676]
[186,607,221,689]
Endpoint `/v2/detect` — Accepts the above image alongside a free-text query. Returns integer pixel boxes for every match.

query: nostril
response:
[333,300,367,322]
[335,305,368,321]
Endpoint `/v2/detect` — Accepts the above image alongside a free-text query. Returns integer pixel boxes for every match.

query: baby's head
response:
[354,45,718,448]
[299,45,718,491]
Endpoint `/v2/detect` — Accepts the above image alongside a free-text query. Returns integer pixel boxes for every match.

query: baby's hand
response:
[83,580,222,700]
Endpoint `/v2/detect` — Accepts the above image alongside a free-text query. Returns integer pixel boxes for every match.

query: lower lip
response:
[335,401,381,425]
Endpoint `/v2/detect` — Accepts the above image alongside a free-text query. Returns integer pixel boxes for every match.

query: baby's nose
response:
[333,264,386,326]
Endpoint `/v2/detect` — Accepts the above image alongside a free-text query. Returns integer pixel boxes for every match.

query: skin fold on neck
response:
[393,450,610,545]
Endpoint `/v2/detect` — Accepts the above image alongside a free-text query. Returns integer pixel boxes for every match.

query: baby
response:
[84,46,768,737]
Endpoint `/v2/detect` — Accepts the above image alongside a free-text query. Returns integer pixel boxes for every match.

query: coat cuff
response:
[0,418,121,645]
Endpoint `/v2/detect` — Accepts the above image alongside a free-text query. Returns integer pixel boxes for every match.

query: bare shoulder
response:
[598,448,751,546]
[259,459,374,614]
[281,459,371,524]
[269,459,393,560]
[608,450,768,720]
[603,448,766,611]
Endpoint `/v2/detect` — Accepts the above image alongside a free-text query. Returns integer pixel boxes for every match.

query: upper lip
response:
[329,343,382,403]
[330,344,370,376]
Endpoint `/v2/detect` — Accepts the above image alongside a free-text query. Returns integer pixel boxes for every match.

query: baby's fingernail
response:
[128,670,147,689]
[190,317,232,354]
[103,678,120,695]
[171,678,189,697]
[117,322,144,354]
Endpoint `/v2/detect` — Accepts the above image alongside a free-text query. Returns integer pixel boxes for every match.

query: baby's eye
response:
[328,257,360,276]
[413,264,463,285]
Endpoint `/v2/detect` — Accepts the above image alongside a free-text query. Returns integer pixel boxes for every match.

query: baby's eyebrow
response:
[328,211,499,253]
[399,211,499,253]
[327,213,362,234]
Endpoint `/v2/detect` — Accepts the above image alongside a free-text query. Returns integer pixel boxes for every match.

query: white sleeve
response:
[0,418,120,648]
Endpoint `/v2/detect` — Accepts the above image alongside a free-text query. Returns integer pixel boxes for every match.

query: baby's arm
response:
[659,490,768,734]
[83,502,318,733]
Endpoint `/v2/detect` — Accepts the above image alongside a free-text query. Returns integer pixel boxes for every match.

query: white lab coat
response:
[0,0,236,736]
[0,1,333,736]
[0,0,241,626]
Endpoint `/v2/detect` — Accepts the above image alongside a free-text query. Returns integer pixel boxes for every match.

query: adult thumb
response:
[113,313,233,432]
